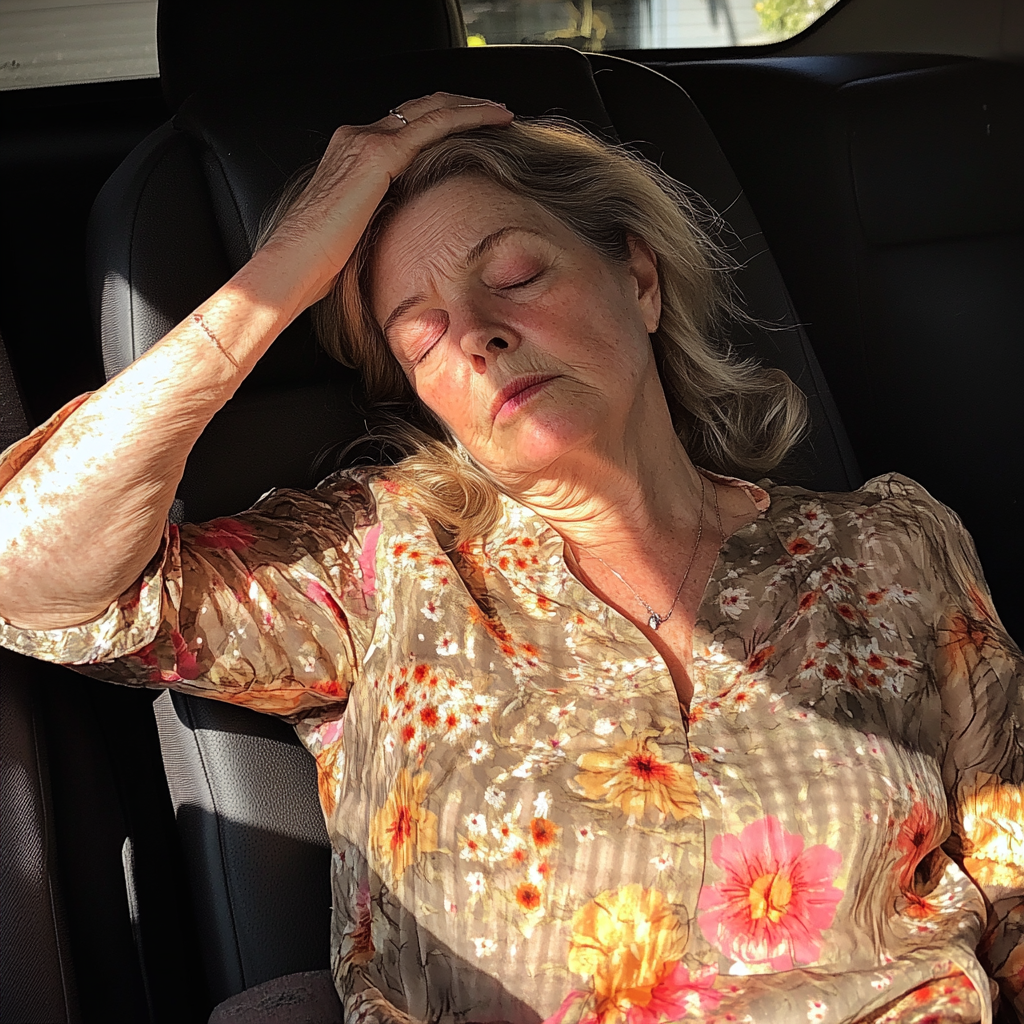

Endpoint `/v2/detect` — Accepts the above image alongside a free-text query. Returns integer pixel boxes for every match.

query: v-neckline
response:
[489,471,773,721]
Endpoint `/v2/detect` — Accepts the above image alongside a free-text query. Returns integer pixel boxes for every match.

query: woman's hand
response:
[259,93,513,314]
[0,94,511,630]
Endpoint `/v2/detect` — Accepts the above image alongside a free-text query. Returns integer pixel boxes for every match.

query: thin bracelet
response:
[192,312,240,369]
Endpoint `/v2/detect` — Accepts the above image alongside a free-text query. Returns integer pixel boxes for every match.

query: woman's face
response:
[370,175,662,488]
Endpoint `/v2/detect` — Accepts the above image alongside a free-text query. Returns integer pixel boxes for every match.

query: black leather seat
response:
[87,43,861,1013]
[1,344,81,1023]
[663,55,1024,644]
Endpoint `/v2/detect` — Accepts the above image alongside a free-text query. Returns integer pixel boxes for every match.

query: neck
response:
[509,427,707,570]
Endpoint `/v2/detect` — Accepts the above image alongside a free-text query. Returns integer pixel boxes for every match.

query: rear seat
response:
[661,55,1024,644]
[88,43,860,1019]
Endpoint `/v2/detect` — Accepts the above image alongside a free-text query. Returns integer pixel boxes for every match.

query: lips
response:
[491,374,557,421]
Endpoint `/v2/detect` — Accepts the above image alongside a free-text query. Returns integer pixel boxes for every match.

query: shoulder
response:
[767,472,995,621]
[764,471,961,545]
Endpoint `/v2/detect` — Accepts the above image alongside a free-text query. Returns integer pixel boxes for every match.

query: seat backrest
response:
[663,56,1024,644]
[88,45,862,1003]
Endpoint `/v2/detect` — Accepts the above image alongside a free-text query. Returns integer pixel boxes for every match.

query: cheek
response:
[411,353,477,428]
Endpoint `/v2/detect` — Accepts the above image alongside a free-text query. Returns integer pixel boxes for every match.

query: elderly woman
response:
[0,94,1020,1024]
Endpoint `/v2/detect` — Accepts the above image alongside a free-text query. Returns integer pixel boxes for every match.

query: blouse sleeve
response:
[0,396,378,720]
[904,478,1024,1020]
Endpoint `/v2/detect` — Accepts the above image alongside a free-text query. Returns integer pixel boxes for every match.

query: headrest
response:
[173,47,618,269]
[157,0,468,111]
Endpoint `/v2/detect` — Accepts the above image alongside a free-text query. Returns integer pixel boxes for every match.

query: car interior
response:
[1,0,1021,1021]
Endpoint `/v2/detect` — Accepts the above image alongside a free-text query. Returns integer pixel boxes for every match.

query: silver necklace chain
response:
[573,476,723,632]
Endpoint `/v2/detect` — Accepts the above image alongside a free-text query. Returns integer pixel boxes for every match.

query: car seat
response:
[87,40,862,1018]
[664,56,1024,644]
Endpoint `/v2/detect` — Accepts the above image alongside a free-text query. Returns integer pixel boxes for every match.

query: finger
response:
[396,101,513,147]
[388,92,507,123]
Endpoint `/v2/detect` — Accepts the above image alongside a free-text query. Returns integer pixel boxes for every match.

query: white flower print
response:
[593,718,617,736]
[472,937,497,958]
[465,871,486,894]
[459,833,488,861]
[420,600,442,621]
[468,739,493,764]
[718,586,752,620]
[444,897,457,915]
[484,786,506,809]
[797,501,833,536]
[528,862,550,887]
[533,791,551,818]
[464,812,488,836]
[650,853,672,871]
[547,701,577,724]
[807,998,828,1022]
[491,809,525,856]
[574,824,597,843]
[436,634,459,656]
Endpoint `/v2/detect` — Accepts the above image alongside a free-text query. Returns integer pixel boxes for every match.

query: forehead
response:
[370,176,563,314]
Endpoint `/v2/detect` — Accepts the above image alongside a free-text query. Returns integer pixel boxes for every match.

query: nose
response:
[460,320,519,374]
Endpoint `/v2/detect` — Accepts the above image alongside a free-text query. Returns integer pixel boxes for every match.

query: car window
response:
[0,0,846,92]
[460,0,842,50]
[0,0,157,91]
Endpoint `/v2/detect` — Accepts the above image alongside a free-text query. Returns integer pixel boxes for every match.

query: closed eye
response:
[499,270,543,291]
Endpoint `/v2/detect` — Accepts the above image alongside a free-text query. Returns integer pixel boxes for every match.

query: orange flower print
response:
[369,769,438,884]
[575,735,701,822]
[563,885,689,1024]
[697,816,843,970]
[516,882,542,911]
[531,817,560,850]
[894,801,939,889]
[961,774,1024,890]
[936,604,998,686]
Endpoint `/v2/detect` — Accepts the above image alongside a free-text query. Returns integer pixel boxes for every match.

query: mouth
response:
[491,374,558,422]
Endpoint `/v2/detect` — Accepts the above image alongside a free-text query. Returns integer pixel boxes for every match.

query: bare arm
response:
[0,94,512,631]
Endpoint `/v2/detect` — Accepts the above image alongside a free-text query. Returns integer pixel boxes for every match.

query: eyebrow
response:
[381,227,545,336]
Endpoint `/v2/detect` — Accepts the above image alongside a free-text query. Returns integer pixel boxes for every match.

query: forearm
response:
[0,240,326,630]
[0,96,509,632]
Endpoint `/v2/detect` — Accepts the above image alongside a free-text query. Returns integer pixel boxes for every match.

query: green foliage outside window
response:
[753,0,836,37]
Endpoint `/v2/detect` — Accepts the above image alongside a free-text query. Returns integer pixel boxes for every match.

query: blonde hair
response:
[260,119,807,546]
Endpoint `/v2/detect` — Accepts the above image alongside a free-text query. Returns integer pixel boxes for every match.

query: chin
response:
[494,407,604,477]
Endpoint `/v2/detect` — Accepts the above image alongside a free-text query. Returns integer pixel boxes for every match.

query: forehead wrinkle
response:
[380,225,543,335]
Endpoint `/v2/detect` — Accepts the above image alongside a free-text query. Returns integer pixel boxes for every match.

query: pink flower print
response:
[167,630,202,680]
[318,717,345,747]
[542,964,721,1024]
[135,631,202,683]
[192,517,256,550]
[358,522,380,599]
[627,963,722,1024]
[305,579,347,626]
[697,815,843,971]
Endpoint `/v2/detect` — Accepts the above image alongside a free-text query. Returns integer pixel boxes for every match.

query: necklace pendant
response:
[648,613,662,631]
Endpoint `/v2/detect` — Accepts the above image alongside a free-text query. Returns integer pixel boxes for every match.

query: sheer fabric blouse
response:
[1,400,1022,1024]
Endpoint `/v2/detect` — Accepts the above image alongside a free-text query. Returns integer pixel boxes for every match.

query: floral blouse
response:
[2,399,1022,1024]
